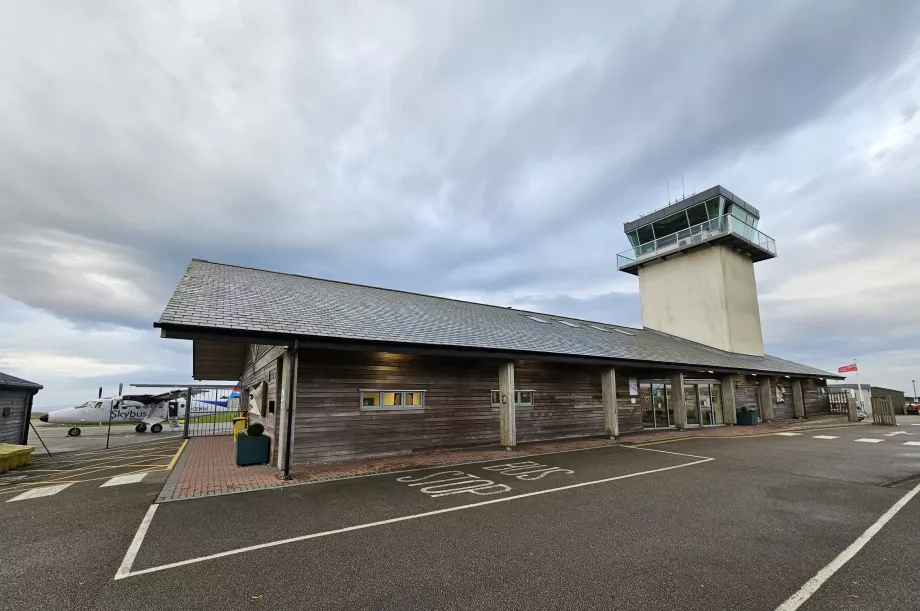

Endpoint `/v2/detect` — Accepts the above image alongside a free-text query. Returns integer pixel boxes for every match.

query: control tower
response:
[617,185,777,356]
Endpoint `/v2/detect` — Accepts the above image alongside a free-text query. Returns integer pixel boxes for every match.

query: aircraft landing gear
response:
[67,427,81,437]
[150,423,163,434]
[135,423,148,433]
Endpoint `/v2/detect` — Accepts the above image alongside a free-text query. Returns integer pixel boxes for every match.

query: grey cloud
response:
[0,1,918,395]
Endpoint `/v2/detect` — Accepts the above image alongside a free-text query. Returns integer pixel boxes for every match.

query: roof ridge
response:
[189,258,643,332]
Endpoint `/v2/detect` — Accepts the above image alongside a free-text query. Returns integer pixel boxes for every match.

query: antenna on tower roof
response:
[682,174,685,199]
[667,181,671,204]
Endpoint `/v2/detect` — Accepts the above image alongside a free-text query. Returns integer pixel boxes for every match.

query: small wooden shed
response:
[0,371,43,445]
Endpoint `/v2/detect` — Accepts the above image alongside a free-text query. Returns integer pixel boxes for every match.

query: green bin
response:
[736,411,759,426]
[236,436,270,466]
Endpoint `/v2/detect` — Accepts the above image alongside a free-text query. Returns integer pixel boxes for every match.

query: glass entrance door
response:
[641,381,672,429]
[699,384,714,426]
[685,382,724,426]
[710,384,723,425]
[685,385,700,427]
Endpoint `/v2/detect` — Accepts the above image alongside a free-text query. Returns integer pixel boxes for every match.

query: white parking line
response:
[115,447,715,580]
[775,480,920,610]
[6,483,72,502]
[101,473,147,487]
[903,441,920,447]
[812,435,840,440]
[854,438,884,443]
[774,432,803,436]
[884,432,907,437]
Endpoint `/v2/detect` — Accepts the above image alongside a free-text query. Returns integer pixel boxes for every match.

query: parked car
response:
[907,403,920,415]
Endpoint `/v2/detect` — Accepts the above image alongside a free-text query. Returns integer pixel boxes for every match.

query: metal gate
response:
[871,397,897,426]
[130,383,240,438]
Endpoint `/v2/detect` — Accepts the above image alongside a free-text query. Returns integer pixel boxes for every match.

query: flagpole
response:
[855,358,864,410]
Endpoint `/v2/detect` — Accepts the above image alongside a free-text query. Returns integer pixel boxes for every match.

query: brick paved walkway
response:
[158,436,287,502]
[158,415,858,502]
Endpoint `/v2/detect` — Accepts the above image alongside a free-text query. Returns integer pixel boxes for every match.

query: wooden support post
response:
[277,346,298,474]
[758,377,775,422]
[499,361,516,449]
[721,375,737,425]
[847,396,858,422]
[601,368,619,439]
[671,371,687,429]
[792,379,805,419]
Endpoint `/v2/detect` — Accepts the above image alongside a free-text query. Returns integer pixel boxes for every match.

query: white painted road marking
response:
[114,446,713,580]
[775,432,803,436]
[775,480,920,611]
[396,471,511,498]
[903,441,920,447]
[482,461,575,480]
[101,473,147,487]
[854,438,884,443]
[115,504,159,579]
[884,432,907,437]
[812,435,840,440]
[6,483,72,502]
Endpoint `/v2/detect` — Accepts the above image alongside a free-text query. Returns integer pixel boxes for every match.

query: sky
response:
[1,1,919,409]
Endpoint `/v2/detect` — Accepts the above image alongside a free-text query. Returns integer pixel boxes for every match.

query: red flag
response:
[838,363,858,373]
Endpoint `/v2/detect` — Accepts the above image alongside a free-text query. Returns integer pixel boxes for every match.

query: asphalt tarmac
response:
[2,419,919,611]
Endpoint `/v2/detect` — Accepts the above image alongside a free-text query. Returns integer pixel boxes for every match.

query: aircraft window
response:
[94,401,103,409]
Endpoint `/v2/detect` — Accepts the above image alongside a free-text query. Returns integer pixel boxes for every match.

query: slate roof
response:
[156,259,838,378]
[0,371,43,390]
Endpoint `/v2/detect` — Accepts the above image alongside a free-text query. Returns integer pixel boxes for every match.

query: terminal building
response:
[156,186,839,468]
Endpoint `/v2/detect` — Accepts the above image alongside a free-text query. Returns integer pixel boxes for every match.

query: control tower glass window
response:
[706,197,724,219]
[652,212,689,241]
[686,203,709,226]
[628,224,655,247]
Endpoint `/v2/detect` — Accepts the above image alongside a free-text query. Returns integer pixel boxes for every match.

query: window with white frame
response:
[490,390,534,408]
[360,390,425,411]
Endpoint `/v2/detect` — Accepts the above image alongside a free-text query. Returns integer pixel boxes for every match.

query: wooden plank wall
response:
[773,378,795,420]
[514,361,604,442]
[241,344,285,457]
[615,369,654,433]
[0,389,29,444]
[803,379,831,416]
[291,351,649,463]
[293,351,499,462]
[733,375,760,414]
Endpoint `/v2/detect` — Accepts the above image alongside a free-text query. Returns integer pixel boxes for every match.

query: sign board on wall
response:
[249,381,266,416]
[629,378,638,396]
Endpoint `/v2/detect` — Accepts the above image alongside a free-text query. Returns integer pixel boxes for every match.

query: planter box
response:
[736,411,759,426]
[0,444,35,473]
[235,436,270,466]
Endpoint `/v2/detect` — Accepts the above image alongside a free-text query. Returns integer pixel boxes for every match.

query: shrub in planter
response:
[236,421,270,466]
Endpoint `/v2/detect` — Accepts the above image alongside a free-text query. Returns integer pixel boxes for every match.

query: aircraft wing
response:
[133,388,208,404]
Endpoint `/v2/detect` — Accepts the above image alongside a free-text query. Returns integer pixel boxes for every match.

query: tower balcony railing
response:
[617,214,776,270]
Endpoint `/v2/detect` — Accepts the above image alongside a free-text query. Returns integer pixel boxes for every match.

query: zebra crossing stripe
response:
[774,432,803,436]
[101,473,147,488]
[812,435,839,440]
[854,438,884,443]
[903,441,920,447]
[7,483,72,502]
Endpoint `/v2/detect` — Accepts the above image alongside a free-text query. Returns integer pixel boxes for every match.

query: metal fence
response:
[130,384,240,438]
[26,383,239,456]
